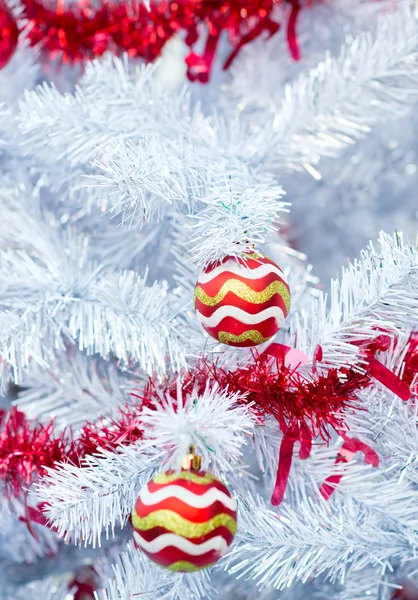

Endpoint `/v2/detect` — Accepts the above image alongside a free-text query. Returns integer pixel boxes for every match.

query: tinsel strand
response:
[0,0,319,78]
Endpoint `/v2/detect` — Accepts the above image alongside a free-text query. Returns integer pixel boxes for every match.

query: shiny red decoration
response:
[403,333,418,398]
[319,433,379,500]
[194,253,291,347]
[203,353,368,436]
[0,332,414,510]
[0,406,143,496]
[132,470,237,571]
[394,582,418,600]
[0,0,320,79]
[0,1,18,69]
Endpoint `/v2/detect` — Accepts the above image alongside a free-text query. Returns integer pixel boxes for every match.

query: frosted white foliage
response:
[95,542,213,600]
[0,225,188,383]
[229,493,418,591]
[14,349,137,429]
[344,381,418,489]
[37,442,165,546]
[288,231,418,368]
[268,5,418,169]
[140,380,254,473]
[17,55,288,263]
[88,136,198,226]
[18,58,207,168]
[188,170,288,267]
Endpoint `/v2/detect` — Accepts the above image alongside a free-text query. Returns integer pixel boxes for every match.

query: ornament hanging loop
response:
[182,445,201,471]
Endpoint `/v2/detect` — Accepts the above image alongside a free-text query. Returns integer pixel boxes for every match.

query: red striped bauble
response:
[194,252,291,347]
[132,470,237,572]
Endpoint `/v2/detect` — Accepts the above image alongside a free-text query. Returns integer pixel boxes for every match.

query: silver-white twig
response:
[37,443,163,546]
[288,231,418,368]
[95,542,213,600]
[257,5,418,171]
[140,380,254,473]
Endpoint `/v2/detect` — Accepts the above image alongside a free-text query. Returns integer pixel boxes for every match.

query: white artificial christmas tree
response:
[0,1,417,599]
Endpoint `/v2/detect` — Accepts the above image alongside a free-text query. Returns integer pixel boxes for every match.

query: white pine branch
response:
[187,165,288,267]
[288,231,418,368]
[14,349,138,430]
[229,492,418,591]
[268,5,418,170]
[347,379,418,488]
[37,442,163,546]
[37,383,252,545]
[86,136,201,227]
[0,229,188,383]
[18,57,207,169]
[140,381,254,473]
[95,541,213,600]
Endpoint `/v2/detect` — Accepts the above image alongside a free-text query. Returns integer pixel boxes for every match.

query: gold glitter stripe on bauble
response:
[218,330,271,345]
[132,509,237,537]
[153,471,218,485]
[194,280,291,311]
[167,561,215,572]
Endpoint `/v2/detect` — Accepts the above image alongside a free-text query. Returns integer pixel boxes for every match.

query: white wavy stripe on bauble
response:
[133,531,229,556]
[195,305,286,327]
[139,485,237,511]
[197,261,286,284]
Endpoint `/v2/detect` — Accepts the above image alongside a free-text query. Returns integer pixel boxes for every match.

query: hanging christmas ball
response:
[132,457,237,572]
[194,252,291,347]
[0,1,18,70]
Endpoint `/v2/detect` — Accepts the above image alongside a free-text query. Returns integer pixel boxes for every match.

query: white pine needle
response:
[37,442,164,546]
[140,380,254,473]
[269,5,418,169]
[95,542,213,600]
[288,231,418,368]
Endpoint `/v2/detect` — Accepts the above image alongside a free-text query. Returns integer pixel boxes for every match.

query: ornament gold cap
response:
[182,445,201,471]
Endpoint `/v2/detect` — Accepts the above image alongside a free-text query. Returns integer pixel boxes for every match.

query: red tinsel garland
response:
[138,352,375,505]
[0,334,414,503]
[0,405,144,496]
[203,356,369,438]
[0,355,361,497]
[0,0,317,80]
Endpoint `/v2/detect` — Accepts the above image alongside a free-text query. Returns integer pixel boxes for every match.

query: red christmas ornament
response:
[0,1,18,69]
[194,252,291,347]
[132,449,237,572]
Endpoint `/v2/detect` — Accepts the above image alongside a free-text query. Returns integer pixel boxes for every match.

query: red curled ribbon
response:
[271,423,312,506]
[319,433,379,500]
[263,336,411,506]
[363,335,411,401]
